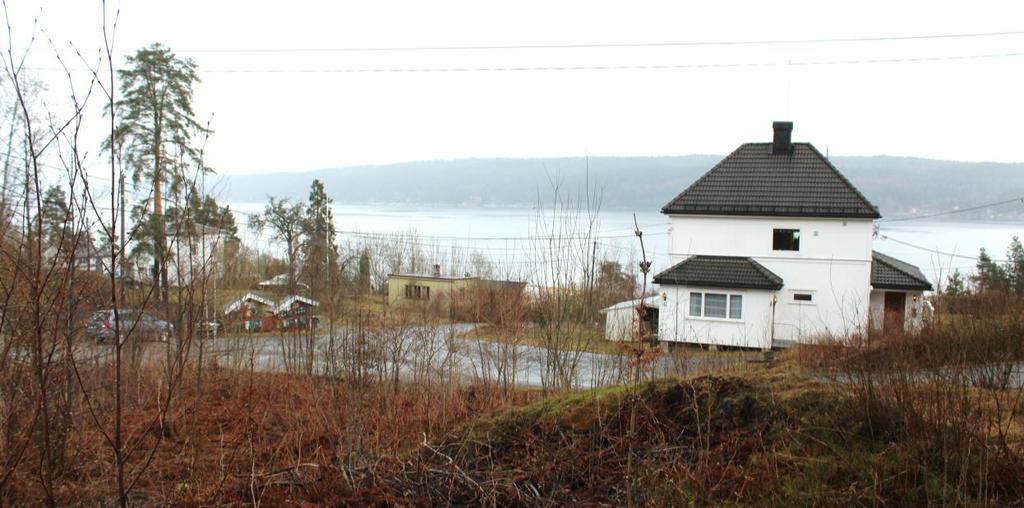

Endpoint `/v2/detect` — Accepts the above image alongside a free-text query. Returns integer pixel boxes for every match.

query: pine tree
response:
[301,180,337,299]
[357,249,371,295]
[972,248,1009,293]
[40,185,71,253]
[945,269,967,296]
[104,43,211,304]
[1007,236,1024,295]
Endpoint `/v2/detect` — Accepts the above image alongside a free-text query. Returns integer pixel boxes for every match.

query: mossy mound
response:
[366,364,1020,506]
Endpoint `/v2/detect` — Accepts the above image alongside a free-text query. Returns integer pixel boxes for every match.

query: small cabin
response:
[273,295,320,332]
[223,293,276,333]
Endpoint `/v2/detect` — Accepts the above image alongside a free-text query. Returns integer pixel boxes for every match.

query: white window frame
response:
[688,291,744,321]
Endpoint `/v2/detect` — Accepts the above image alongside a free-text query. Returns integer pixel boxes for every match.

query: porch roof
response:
[871,251,933,291]
[653,255,783,290]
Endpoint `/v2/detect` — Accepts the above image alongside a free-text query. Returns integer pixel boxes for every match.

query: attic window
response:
[773,229,800,251]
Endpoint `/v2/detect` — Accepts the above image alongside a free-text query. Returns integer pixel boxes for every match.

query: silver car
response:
[85,309,174,343]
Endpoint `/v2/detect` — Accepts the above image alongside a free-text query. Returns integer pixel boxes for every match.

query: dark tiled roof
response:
[661,143,881,219]
[872,251,933,291]
[653,255,783,290]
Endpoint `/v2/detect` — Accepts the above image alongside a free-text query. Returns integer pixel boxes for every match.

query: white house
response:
[654,121,932,349]
[166,223,227,287]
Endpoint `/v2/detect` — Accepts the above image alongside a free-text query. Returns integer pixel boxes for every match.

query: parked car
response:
[85,309,174,343]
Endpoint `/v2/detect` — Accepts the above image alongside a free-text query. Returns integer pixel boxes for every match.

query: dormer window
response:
[773,229,800,251]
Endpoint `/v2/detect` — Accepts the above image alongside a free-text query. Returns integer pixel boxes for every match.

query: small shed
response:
[223,293,276,333]
[599,296,661,342]
[273,295,320,332]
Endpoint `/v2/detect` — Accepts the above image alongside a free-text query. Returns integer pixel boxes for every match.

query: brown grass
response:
[1,365,539,506]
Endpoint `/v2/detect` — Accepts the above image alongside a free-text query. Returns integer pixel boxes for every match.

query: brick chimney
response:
[771,121,793,155]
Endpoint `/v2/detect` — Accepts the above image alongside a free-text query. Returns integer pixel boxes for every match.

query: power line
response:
[232,206,668,241]
[875,233,1009,264]
[334,228,667,242]
[59,30,1024,55]
[880,195,1024,222]
[194,51,1024,74]
[28,51,1024,76]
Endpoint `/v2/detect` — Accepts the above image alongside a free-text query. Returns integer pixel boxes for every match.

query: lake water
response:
[230,202,1022,285]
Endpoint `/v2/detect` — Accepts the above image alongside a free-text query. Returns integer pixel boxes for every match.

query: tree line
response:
[945,237,1024,295]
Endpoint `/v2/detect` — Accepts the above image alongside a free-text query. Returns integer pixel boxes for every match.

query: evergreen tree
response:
[944,269,967,296]
[301,180,337,299]
[357,249,371,295]
[40,185,71,252]
[104,43,211,304]
[1007,236,1024,295]
[972,248,1009,293]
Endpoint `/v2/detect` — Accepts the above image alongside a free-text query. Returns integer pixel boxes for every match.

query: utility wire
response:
[879,195,1024,222]
[57,30,1024,54]
[27,51,1024,75]
[195,51,1024,74]
[876,233,1009,264]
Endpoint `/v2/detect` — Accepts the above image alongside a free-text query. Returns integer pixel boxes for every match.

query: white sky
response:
[7,0,1024,177]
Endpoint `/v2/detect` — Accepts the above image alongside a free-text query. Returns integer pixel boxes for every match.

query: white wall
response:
[664,215,874,345]
[658,286,775,349]
[166,233,224,287]
[869,289,927,332]
[668,215,873,263]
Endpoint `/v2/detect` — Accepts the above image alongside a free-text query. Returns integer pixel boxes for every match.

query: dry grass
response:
[0,364,540,506]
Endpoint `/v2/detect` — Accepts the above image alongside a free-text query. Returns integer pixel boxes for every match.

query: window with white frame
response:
[689,291,743,320]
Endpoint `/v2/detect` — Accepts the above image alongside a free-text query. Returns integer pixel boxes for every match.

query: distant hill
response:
[212,155,1024,221]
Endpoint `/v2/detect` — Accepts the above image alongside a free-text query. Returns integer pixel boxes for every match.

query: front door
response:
[883,291,906,334]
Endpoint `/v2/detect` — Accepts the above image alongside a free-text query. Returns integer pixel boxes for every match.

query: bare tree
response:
[530,174,604,391]
[249,197,305,294]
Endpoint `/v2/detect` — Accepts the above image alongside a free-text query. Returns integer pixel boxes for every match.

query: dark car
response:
[85,309,174,343]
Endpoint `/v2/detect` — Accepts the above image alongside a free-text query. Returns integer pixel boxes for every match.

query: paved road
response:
[69,325,1022,390]
[196,324,753,389]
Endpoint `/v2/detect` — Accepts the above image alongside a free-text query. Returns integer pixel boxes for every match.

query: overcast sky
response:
[8,0,1024,177]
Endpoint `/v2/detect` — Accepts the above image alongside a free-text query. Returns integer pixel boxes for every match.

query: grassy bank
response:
[351,359,1023,505]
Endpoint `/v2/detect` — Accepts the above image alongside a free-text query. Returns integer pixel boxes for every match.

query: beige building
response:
[386,272,479,308]
[386,266,527,321]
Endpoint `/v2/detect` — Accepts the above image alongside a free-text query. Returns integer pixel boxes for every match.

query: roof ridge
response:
[652,256,694,280]
[805,143,881,219]
[659,144,748,214]
[747,257,785,285]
